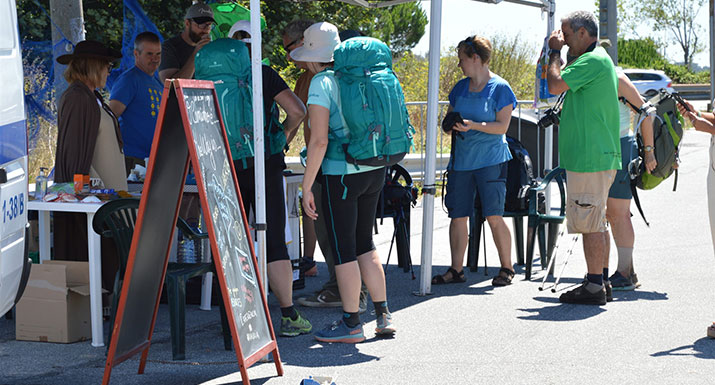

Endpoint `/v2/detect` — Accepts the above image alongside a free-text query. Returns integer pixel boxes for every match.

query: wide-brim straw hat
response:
[289,22,340,63]
[56,40,122,65]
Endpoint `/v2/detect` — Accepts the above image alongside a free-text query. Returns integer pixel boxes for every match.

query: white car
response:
[622,69,675,97]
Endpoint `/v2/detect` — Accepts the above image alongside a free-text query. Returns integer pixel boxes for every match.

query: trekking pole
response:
[551,234,580,293]
[538,226,567,291]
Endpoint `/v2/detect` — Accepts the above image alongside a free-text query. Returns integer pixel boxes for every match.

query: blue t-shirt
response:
[307,70,381,175]
[109,66,163,159]
[447,75,516,171]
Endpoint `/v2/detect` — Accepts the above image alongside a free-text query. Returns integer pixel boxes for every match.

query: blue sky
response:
[414,0,710,68]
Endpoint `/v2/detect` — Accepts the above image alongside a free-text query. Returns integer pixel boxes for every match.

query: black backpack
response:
[504,136,537,212]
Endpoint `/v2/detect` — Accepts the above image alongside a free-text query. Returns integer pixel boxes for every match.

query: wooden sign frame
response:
[102,79,282,385]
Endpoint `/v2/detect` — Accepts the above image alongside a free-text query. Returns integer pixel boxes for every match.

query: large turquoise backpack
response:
[328,37,414,167]
[194,38,285,170]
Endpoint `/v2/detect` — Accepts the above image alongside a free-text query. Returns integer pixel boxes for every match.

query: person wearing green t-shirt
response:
[547,10,620,306]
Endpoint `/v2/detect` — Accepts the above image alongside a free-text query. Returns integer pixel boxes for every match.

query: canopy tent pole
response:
[249,0,268,292]
[418,0,443,296]
[710,0,714,109]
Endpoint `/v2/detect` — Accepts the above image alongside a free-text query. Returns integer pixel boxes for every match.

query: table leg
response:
[86,212,104,347]
[38,211,50,262]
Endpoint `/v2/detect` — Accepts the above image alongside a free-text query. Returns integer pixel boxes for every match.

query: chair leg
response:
[395,208,411,272]
[525,220,539,280]
[512,217,525,265]
[537,225,548,270]
[167,275,187,360]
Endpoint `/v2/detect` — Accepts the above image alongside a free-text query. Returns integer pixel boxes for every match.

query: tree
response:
[629,0,705,69]
[18,0,427,80]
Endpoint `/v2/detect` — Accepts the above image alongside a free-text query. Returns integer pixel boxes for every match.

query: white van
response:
[0,0,31,317]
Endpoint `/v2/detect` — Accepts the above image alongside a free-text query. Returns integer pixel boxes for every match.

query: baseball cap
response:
[228,20,252,43]
[185,3,215,22]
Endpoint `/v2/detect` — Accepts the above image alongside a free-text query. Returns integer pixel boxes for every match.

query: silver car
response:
[622,69,675,97]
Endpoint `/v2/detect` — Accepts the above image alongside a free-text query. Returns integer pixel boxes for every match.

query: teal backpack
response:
[326,36,414,167]
[194,38,285,170]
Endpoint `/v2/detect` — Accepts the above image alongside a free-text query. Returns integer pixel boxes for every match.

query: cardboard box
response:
[15,261,91,343]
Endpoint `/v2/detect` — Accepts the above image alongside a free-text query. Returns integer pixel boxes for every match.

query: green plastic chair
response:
[92,198,232,360]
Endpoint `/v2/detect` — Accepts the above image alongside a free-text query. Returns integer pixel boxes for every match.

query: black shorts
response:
[234,153,290,263]
[320,167,385,265]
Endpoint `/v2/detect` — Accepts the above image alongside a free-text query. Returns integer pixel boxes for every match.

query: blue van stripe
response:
[324,175,343,264]
[0,120,27,165]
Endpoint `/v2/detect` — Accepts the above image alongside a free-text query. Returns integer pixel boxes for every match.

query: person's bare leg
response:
[606,197,635,276]
[443,217,469,280]
[356,249,386,302]
[302,212,317,259]
[267,260,294,307]
[486,215,512,270]
[334,261,361,313]
[583,232,608,276]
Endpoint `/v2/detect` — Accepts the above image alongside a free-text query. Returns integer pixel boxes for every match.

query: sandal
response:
[431,267,466,285]
[492,268,515,287]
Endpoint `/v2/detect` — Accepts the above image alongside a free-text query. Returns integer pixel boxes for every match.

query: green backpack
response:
[326,37,414,168]
[194,38,285,170]
[622,89,684,225]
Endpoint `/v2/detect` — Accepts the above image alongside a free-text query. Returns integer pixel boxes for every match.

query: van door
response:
[0,0,31,317]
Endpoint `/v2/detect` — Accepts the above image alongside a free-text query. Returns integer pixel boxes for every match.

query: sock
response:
[343,311,361,328]
[373,301,389,316]
[603,268,609,282]
[281,305,298,320]
[586,273,603,286]
[616,247,634,275]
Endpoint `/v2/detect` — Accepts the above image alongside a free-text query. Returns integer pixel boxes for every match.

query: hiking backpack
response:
[621,89,684,225]
[194,38,285,170]
[325,36,415,168]
[504,136,537,212]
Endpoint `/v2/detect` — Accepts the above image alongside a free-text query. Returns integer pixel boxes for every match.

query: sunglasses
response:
[283,37,301,52]
[461,36,479,55]
[192,19,213,29]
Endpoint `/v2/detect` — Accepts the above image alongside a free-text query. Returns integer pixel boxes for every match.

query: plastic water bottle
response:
[35,167,48,199]
[177,229,196,263]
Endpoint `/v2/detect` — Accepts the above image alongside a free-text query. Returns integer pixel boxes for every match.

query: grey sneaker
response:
[630,272,641,288]
[297,289,342,308]
[610,271,635,291]
[375,313,396,336]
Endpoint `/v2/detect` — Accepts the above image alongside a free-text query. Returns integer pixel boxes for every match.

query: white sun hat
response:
[289,22,340,63]
[228,20,252,43]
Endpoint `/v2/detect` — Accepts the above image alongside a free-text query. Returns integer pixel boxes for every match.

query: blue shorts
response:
[445,162,507,218]
[609,136,637,200]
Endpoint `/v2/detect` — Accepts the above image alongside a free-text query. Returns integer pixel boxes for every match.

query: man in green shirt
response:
[547,10,620,305]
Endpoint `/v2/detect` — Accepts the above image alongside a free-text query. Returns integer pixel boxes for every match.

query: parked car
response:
[622,69,675,97]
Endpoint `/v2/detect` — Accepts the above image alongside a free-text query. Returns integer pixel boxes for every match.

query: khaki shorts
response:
[565,170,617,234]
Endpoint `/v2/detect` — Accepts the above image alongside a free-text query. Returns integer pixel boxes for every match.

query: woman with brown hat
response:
[53,40,125,272]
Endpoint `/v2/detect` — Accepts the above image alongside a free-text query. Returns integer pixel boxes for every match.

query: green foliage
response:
[618,37,709,84]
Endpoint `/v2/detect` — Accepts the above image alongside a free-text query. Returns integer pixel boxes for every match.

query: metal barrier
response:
[285,100,541,182]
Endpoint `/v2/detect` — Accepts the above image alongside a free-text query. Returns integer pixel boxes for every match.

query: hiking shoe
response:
[559,281,606,305]
[299,257,318,277]
[297,289,342,308]
[610,271,635,291]
[604,280,613,302]
[314,320,365,343]
[375,313,396,336]
[631,272,641,288]
[280,311,312,337]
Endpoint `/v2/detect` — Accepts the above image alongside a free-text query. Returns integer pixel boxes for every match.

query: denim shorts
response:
[445,162,507,218]
[608,136,637,199]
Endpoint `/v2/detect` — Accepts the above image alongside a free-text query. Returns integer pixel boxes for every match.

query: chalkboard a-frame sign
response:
[102,79,282,385]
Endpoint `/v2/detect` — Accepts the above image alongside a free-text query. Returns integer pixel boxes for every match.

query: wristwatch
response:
[643,145,654,152]
[549,49,561,56]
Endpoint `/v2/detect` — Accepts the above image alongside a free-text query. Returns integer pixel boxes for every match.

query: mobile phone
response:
[672,93,691,112]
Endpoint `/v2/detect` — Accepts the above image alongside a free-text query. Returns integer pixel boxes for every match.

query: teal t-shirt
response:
[307,70,381,175]
[559,46,621,172]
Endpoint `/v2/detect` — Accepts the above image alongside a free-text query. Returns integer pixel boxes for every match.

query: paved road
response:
[1,131,713,385]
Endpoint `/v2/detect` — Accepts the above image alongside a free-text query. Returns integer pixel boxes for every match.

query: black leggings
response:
[234,153,289,263]
[320,167,385,265]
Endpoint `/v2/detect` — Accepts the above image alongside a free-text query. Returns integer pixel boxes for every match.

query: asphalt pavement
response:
[1,130,714,385]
